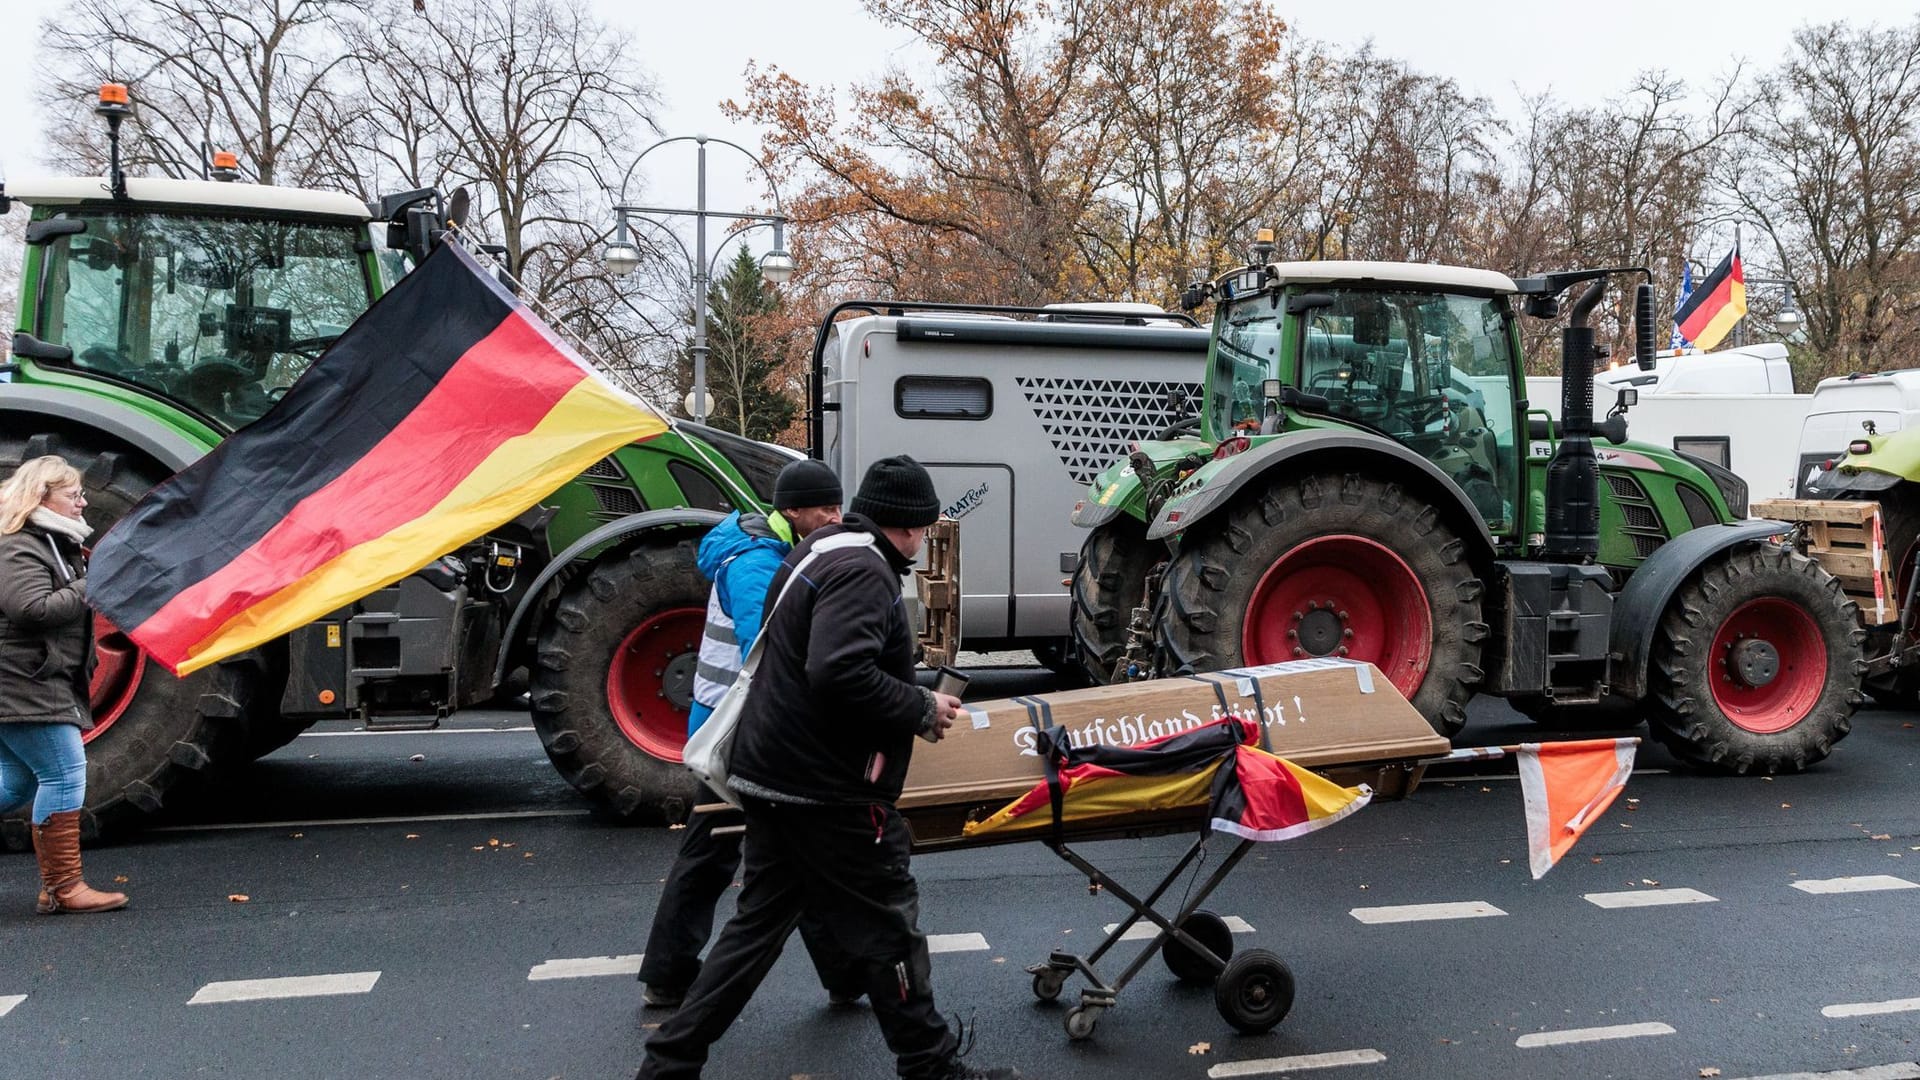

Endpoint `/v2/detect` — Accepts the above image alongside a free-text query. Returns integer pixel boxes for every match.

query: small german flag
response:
[88,242,666,675]
[1674,247,1747,350]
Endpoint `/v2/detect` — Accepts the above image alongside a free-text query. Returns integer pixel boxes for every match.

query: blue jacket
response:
[687,510,794,733]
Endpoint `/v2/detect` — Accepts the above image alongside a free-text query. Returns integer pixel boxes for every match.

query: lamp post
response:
[1746,275,1803,339]
[602,135,792,426]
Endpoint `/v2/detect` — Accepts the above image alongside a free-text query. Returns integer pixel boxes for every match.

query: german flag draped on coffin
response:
[87,241,666,676]
[960,716,1372,841]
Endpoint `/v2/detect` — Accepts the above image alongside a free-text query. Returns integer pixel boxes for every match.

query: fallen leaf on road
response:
[668,823,686,831]
[409,754,425,763]
[405,834,419,840]
[1188,1042,1211,1055]
[289,832,303,839]
[1641,879,1660,887]
[992,957,1006,964]
[488,838,501,847]
[1781,803,1792,809]
[472,845,486,851]
[228,894,249,903]
[502,842,516,849]
[1700,1069,1722,1077]
[1872,834,1892,841]
[523,852,534,858]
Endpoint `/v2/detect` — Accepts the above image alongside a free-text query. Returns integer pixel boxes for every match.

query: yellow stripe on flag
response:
[1690,279,1747,350]
[963,770,1218,838]
[173,378,663,674]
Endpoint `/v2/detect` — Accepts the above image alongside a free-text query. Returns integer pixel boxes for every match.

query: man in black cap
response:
[636,455,1019,1080]
[638,458,854,1010]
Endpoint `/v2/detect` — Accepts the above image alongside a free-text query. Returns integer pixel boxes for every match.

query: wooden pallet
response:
[915,518,961,666]
[1752,498,1901,625]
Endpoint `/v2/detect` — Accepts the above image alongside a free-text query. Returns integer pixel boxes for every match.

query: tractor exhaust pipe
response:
[1543,280,1608,561]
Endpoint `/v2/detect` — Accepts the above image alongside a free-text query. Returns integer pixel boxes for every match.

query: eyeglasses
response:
[47,487,87,503]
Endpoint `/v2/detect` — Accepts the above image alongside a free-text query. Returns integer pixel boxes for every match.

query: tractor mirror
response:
[1284,292,1335,315]
[222,305,292,354]
[1634,281,1657,370]
[178,259,236,291]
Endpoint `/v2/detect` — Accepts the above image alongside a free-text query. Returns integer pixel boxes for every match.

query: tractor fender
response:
[491,508,727,685]
[1606,518,1790,699]
[1,384,207,471]
[1143,429,1497,560]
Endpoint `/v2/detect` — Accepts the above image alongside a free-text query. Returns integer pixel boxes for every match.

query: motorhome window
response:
[895,376,992,420]
[1673,436,1732,470]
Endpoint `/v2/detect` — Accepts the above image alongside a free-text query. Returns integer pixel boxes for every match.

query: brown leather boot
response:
[32,810,128,914]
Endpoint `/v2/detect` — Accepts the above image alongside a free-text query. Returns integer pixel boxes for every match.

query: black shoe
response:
[827,989,865,1007]
[641,983,685,1008]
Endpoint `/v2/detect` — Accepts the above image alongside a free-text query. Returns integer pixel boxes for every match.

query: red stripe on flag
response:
[134,312,586,663]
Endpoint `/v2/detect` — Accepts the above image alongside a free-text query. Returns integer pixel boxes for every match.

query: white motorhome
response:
[1795,369,1920,496]
[1527,343,1810,504]
[814,302,1207,663]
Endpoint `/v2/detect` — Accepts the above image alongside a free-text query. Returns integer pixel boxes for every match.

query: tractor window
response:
[1295,289,1518,530]
[37,211,371,430]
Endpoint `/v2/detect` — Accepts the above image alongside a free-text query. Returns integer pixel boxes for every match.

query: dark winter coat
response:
[728,514,932,805]
[0,523,95,729]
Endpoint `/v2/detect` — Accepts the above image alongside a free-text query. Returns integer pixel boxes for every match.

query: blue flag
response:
[1670,261,1694,351]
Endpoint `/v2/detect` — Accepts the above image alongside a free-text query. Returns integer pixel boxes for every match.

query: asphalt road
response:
[5,669,1920,1080]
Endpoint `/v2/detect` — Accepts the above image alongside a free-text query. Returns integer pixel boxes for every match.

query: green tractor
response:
[0,92,789,839]
[1070,236,1865,773]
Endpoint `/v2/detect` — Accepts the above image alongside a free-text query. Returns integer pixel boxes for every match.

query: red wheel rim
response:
[1241,534,1433,697]
[85,613,146,743]
[606,608,705,762]
[1708,597,1827,734]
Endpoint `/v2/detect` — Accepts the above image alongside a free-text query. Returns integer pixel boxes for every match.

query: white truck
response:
[1527,343,1810,504]
[1794,369,1920,497]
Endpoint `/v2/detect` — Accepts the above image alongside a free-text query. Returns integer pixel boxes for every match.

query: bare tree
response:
[1721,19,1920,379]
[39,0,366,185]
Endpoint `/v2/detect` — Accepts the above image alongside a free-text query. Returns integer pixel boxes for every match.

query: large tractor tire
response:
[1154,471,1487,737]
[529,537,707,822]
[1069,518,1162,684]
[1648,544,1864,774]
[0,434,260,848]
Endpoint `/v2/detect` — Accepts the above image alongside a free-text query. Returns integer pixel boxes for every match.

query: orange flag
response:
[1518,738,1636,879]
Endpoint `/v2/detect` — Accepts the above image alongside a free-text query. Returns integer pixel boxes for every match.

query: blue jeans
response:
[0,723,87,825]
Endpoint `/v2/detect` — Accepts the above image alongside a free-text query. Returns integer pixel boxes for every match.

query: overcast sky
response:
[1,0,1908,243]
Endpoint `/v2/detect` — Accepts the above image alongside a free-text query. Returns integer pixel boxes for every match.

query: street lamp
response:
[602,135,792,425]
[1746,274,1802,339]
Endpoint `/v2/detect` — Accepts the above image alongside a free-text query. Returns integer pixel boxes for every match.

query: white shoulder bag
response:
[682,531,881,807]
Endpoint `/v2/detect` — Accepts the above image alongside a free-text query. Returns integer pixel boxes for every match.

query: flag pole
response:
[1415,737,1642,767]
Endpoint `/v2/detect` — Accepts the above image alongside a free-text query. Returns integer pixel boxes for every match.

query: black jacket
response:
[0,523,95,728]
[728,514,930,805]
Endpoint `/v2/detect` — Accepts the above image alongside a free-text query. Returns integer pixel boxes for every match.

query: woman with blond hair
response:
[0,455,127,913]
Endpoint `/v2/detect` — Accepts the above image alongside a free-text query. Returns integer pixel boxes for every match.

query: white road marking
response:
[527,955,644,981]
[152,808,588,833]
[1733,1064,1920,1080]
[297,727,535,737]
[1207,1049,1388,1077]
[0,994,24,1018]
[1102,916,1257,941]
[1584,887,1718,908]
[1822,998,1920,1019]
[1515,1022,1674,1047]
[926,933,990,954]
[188,971,380,1005]
[1792,875,1918,895]
[1349,901,1505,924]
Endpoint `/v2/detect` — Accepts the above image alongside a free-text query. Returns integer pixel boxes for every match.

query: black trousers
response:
[638,785,858,996]
[635,797,960,1080]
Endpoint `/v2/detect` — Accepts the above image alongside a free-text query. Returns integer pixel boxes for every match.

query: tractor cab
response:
[7,176,382,431]
[1204,261,1525,533]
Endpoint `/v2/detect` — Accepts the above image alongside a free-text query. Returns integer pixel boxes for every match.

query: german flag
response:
[961,717,1369,841]
[88,242,666,675]
[1674,247,1747,350]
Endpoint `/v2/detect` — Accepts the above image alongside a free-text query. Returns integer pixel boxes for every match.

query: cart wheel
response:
[1064,1005,1101,1041]
[1032,968,1068,1003]
[1162,909,1235,984]
[1215,949,1295,1034]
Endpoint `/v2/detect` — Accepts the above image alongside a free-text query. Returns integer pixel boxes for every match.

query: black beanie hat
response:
[849,455,941,528]
[773,459,843,510]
